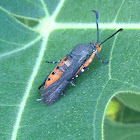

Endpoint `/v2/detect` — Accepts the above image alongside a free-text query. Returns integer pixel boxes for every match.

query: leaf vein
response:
[108,31,119,79]
[52,0,65,21]
[113,0,125,22]
[40,0,50,17]
[0,36,42,58]
[11,33,50,140]
[93,79,110,139]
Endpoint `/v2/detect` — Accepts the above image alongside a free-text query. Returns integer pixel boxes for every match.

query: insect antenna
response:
[100,28,123,45]
[92,10,99,43]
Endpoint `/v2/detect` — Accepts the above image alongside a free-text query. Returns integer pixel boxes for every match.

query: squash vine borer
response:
[37,10,123,105]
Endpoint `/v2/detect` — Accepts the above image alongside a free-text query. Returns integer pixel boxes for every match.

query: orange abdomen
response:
[75,52,96,76]
[44,57,71,89]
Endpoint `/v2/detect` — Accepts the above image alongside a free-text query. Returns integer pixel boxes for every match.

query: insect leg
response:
[36,99,42,101]
[72,67,88,82]
[70,80,75,86]
[38,76,48,89]
[61,92,66,96]
[70,67,88,86]
[75,67,87,78]
[96,54,109,64]
[46,60,61,64]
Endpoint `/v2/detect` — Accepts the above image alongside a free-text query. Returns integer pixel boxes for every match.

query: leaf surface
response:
[105,118,140,140]
[0,0,140,140]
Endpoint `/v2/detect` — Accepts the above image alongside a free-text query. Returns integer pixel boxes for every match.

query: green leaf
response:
[104,118,140,140]
[117,103,140,123]
[117,94,140,112]
[0,0,140,140]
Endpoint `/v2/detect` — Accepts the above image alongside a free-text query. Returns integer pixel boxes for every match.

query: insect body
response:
[37,10,123,105]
